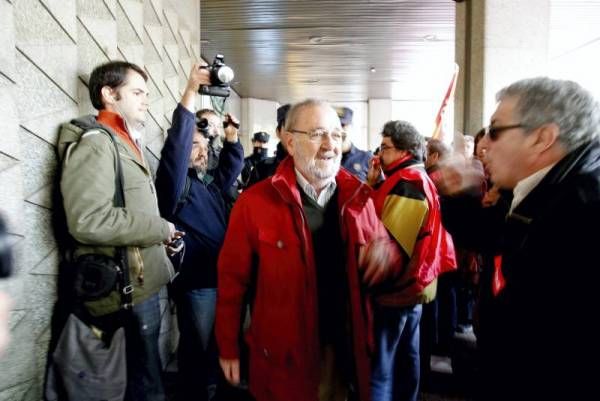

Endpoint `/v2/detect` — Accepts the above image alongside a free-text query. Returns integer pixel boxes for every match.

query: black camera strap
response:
[105,131,134,311]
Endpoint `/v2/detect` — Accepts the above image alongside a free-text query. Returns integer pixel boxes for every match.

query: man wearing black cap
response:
[337,106,372,182]
[245,104,291,188]
[239,131,270,189]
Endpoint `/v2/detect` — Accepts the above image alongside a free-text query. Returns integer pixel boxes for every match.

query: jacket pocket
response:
[258,228,300,250]
[256,228,302,284]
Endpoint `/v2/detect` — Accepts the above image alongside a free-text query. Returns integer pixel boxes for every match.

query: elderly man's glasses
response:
[290,128,344,144]
[485,124,524,141]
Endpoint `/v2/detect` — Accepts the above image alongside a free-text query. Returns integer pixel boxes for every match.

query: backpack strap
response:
[105,131,133,310]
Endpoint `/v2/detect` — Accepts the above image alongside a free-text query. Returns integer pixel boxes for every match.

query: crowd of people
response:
[0,58,595,401]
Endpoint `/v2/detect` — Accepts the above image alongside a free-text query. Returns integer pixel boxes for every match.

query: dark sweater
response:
[299,189,348,346]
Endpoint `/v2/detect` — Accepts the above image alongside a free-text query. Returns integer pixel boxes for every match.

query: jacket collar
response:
[383,154,422,176]
[96,110,149,174]
[512,141,600,219]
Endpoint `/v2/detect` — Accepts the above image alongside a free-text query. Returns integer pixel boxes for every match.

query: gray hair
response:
[283,99,337,132]
[497,77,600,151]
[381,120,425,161]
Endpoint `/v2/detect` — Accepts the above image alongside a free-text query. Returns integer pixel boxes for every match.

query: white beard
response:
[295,148,341,182]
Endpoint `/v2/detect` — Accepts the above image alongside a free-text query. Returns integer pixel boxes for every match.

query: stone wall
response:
[0,0,209,398]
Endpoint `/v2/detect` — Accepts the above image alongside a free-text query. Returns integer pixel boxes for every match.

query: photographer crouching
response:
[155,63,244,401]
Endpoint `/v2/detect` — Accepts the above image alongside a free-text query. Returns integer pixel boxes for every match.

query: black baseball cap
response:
[336,106,353,126]
[252,131,270,143]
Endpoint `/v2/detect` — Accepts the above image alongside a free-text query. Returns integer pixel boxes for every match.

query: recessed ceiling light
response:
[370,67,376,73]
[423,34,438,42]
[309,35,323,44]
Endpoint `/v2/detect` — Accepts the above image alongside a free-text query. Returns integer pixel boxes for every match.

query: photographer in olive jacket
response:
[58,61,180,401]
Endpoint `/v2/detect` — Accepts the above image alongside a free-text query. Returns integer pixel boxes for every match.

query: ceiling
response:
[200,0,456,104]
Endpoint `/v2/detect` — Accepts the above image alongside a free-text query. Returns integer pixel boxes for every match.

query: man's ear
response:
[101,86,115,106]
[282,130,295,156]
[533,123,560,154]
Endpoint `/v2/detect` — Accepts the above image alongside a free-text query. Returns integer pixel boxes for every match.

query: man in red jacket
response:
[216,99,400,401]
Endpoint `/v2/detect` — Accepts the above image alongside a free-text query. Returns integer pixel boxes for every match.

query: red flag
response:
[492,254,506,296]
[431,64,459,141]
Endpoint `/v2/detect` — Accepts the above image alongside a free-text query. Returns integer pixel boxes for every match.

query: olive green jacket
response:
[58,115,173,316]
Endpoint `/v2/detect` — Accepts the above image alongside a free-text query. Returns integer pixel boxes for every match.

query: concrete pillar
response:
[455,0,550,135]
[368,99,393,150]
[241,98,280,156]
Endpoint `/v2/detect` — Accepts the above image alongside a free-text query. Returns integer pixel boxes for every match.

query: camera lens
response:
[196,118,210,137]
[216,66,234,84]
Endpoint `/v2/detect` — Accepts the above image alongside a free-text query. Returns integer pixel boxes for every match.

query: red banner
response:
[431,64,459,142]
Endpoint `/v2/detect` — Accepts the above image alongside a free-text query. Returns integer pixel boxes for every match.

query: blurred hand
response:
[436,155,485,196]
[358,238,402,287]
[220,357,240,385]
[367,156,383,187]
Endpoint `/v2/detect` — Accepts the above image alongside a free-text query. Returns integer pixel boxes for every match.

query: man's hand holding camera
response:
[182,63,212,111]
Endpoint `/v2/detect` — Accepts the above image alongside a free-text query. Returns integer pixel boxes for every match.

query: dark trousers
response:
[125,294,165,401]
[175,288,219,401]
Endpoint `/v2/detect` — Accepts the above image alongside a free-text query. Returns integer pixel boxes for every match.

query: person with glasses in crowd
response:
[366,121,456,401]
[216,99,402,401]
[438,77,600,401]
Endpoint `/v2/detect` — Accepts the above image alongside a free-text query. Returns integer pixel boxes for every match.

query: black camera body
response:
[196,115,240,138]
[199,54,234,98]
[196,117,211,137]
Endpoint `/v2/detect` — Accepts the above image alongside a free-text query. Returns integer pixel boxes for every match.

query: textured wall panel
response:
[0,1,16,83]
[78,17,119,59]
[14,52,78,122]
[21,106,80,146]
[15,0,77,101]
[78,0,115,19]
[119,44,145,65]
[0,277,35,391]
[40,0,78,40]
[144,0,162,26]
[117,2,143,46]
[119,0,145,42]
[20,128,56,205]
[23,203,56,273]
[0,85,19,159]
[163,8,179,44]
[0,163,23,238]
